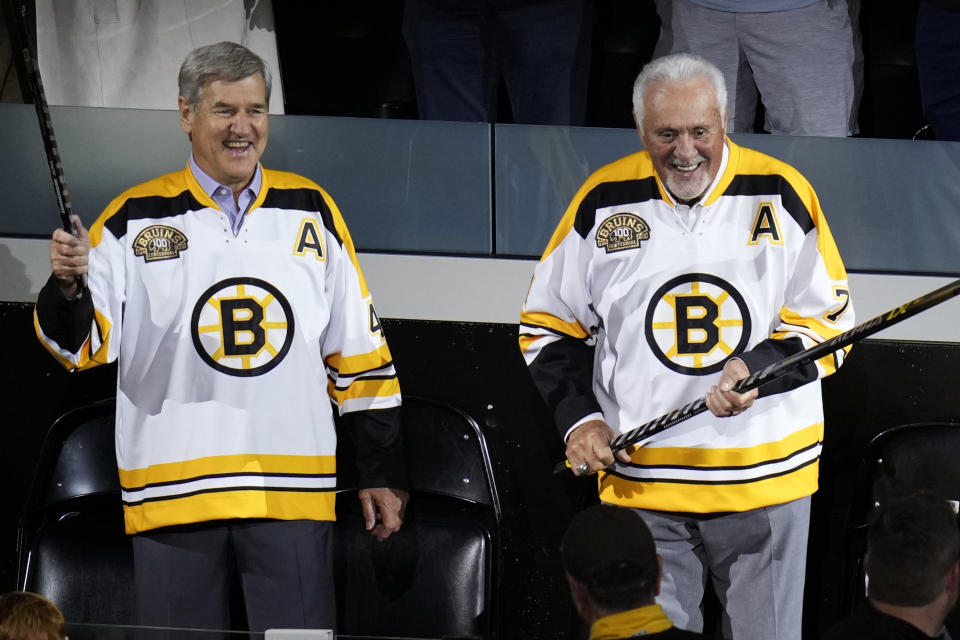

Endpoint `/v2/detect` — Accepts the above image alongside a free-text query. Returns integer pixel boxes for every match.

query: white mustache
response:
[669,156,706,170]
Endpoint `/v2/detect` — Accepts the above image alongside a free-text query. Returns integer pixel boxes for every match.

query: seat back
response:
[839,421,960,627]
[18,399,136,625]
[21,396,501,637]
[335,395,501,639]
[864,422,960,520]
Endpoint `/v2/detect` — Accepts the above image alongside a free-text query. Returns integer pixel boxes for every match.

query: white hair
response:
[632,53,727,133]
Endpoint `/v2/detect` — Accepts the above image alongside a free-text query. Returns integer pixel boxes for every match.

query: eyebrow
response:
[211,101,267,109]
[657,124,714,132]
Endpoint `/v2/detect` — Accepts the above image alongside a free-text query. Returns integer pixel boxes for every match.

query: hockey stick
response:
[7,0,73,232]
[556,277,960,474]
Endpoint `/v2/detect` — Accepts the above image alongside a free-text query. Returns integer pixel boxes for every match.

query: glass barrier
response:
[494,123,960,274]
[65,623,438,640]
[1,104,492,254]
[4,102,960,273]
[66,624,260,640]
[493,123,639,257]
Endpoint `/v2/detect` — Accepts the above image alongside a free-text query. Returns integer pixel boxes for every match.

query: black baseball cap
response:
[560,504,658,588]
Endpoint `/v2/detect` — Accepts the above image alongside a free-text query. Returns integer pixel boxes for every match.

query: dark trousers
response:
[132,519,335,632]
[402,0,592,125]
[916,3,960,141]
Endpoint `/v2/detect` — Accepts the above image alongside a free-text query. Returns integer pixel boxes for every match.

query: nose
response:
[229,112,252,136]
[674,133,696,160]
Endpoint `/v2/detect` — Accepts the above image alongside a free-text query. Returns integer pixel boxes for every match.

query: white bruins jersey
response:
[35,166,400,533]
[520,139,854,513]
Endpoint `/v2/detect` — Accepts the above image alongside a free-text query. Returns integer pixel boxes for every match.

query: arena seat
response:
[17,395,501,638]
[335,395,501,640]
[16,399,133,625]
[839,421,960,631]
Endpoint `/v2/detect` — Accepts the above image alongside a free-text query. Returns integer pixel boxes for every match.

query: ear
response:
[567,575,588,613]
[947,561,959,596]
[566,574,595,622]
[178,96,194,136]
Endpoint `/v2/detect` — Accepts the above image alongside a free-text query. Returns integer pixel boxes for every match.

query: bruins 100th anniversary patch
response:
[596,213,650,253]
[133,225,188,262]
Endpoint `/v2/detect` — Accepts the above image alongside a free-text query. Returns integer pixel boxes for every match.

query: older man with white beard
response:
[519,53,855,639]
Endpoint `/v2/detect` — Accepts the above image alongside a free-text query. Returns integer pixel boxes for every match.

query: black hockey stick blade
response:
[555,277,960,475]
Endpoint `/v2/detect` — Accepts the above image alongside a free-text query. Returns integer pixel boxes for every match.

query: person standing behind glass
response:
[653,0,861,136]
[402,0,593,125]
[915,0,960,141]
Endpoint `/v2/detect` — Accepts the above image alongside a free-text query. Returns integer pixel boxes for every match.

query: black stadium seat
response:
[335,395,501,639]
[839,421,960,634]
[16,399,133,625]
[17,396,501,638]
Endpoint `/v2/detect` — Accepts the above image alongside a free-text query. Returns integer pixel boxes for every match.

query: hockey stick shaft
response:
[556,277,960,474]
[8,0,73,231]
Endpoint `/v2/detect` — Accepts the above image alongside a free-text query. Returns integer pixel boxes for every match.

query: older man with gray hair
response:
[520,53,855,638]
[37,41,408,632]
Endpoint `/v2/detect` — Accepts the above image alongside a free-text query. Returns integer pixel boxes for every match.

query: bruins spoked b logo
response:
[644,274,752,375]
[191,277,295,377]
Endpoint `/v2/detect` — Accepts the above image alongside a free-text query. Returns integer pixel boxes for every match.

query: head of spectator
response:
[560,504,662,625]
[866,492,960,637]
[177,41,271,196]
[0,591,67,640]
[631,54,728,205]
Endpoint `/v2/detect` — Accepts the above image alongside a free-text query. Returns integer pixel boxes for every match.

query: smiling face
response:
[638,75,727,204]
[179,74,268,195]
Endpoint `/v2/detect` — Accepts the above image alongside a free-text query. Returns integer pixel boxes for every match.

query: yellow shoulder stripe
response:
[325,345,394,376]
[521,311,589,339]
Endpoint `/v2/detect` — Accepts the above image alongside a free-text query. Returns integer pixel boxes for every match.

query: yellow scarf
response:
[590,604,674,639]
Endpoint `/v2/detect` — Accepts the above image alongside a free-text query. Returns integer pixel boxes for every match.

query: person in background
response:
[402,0,593,125]
[822,493,960,640]
[0,592,67,640]
[915,0,960,141]
[653,0,861,136]
[561,504,721,639]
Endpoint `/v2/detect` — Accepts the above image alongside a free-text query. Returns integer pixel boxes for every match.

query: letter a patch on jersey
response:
[748,202,783,246]
[293,218,325,260]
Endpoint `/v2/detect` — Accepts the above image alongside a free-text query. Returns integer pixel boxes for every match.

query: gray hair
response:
[632,53,727,133]
[178,41,272,106]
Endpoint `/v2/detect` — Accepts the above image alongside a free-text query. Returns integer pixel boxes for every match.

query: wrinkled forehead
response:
[643,76,724,129]
[198,74,268,104]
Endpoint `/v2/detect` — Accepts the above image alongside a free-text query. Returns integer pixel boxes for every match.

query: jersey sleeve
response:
[738,179,855,396]
[316,189,406,489]
[519,188,603,438]
[34,208,127,372]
